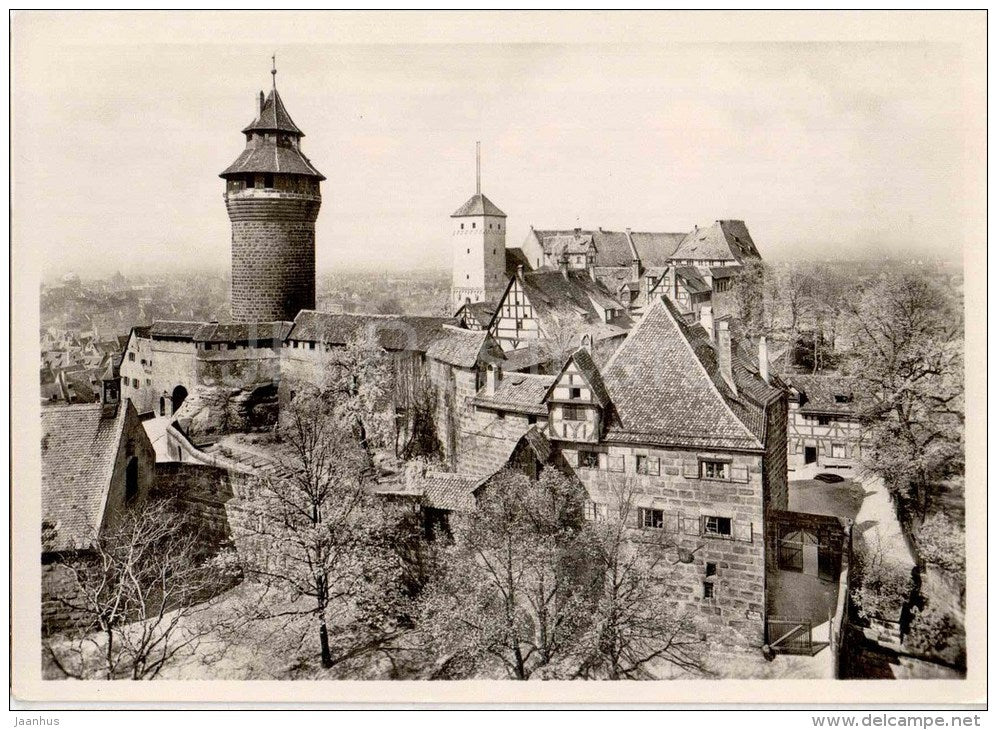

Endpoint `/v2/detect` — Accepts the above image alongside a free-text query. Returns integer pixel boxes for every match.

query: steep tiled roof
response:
[220,144,325,179]
[785,374,861,416]
[41,403,128,552]
[500,345,552,373]
[601,297,781,451]
[420,470,481,512]
[504,247,533,275]
[426,326,496,369]
[451,193,507,218]
[474,372,555,416]
[629,231,687,266]
[242,88,303,135]
[288,311,455,352]
[670,220,761,264]
[519,270,632,340]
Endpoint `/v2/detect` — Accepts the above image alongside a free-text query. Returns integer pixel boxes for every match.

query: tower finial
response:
[271,53,277,88]
[476,141,481,196]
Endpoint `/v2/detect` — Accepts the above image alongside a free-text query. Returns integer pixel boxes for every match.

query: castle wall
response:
[226,189,320,323]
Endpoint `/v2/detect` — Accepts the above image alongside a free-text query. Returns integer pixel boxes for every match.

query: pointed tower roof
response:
[242,88,304,136]
[451,193,507,218]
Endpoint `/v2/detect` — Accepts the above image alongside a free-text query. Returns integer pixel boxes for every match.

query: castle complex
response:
[59,70,852,656]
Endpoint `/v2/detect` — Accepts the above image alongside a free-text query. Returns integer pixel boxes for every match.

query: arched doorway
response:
[171,385,188,414]
[159,396,167,416]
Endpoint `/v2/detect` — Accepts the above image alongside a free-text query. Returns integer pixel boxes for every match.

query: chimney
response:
[700,305,714,340]
[258,91,265,116]
[574,227,581,237]
[485,362,502,396]
[516,264,524,278]
[758,336,770,384]
[717,321,737,395]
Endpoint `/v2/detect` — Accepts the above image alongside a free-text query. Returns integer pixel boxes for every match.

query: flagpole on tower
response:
[476,141,481,196]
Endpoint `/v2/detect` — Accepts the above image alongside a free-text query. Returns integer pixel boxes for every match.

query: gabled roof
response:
[242,88,303,136]
[451,193,507,218]
[473,372,555,416]
[518,270,632,340]
[545,347,612,409]
[629,231,687,266]
[287,310,455,352]
[504,247,533,276]
[426,326,499,369]
[41,402,129,552]
[601,297,781,451]
[669,220,761,264]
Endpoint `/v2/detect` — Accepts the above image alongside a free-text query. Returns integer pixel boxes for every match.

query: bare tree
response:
[233,389,409,670]
[419,468,595,679]
[44,500,235,680]
[844,270,963,519]
[573,479,709,679]
[321,327,395,467]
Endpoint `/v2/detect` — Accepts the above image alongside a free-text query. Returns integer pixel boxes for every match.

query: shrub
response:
[851,552,914,623]
[916,513,965,574]
[905,605,966,668]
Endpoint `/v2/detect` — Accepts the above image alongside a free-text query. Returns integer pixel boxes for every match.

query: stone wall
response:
[226,190,320,323]
[562,442,768,644]
[120,336,197,416]
[41,561,88,635]
[154,461,245,542]
[457,405,538,477]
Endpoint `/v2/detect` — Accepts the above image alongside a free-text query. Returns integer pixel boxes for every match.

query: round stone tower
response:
[220,68,325,323]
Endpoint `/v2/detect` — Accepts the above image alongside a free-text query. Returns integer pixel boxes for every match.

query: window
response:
[472,222,476,229]
[128,352,135,362]
[700,460,729,480]
[460,223,465,230]
[309,342,316,350]
[834,394,852,404]
[714,279,731,293]
[706,562,717,577]
[515,319,523,329]
[639,508,664,529]
[140,358,146,365]
[493,248,496,255]
[563,405,584,421]
[467,248,470,254]
[703,582,715,599]
[489,223,493,229]
[636,454,660,476]
[578,450,599,468]
[703,516,733,539]
[569,387,582,399]
[145,379,151,386]
[831,443,846,458]
[584,501,607,522]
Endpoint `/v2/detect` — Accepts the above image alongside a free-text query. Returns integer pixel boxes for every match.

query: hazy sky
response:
[13,14,982,276]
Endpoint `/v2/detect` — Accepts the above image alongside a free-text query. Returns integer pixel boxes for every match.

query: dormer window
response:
[834,394,852,404]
